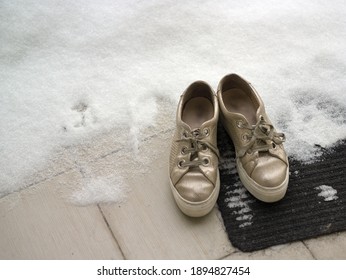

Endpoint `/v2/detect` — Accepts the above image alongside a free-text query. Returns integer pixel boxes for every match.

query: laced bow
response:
[177,128,219,168]
[237,116,285,157]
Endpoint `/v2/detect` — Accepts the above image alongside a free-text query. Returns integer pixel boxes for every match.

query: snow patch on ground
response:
[1,0,346,202]
[315,185,338,201]
[70,175,127,205]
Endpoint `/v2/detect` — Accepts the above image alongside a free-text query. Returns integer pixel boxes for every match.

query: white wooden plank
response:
[0,171,123,259]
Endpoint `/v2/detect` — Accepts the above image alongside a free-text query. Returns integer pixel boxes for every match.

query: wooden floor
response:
[1,129,346,260]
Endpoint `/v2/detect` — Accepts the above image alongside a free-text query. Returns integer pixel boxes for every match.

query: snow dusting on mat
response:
[219,150,255,228]
[315,185,339,202]
[1,0,346,203]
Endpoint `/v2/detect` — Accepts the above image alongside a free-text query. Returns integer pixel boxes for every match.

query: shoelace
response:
[237,116,286,157]
[177,128,219,168]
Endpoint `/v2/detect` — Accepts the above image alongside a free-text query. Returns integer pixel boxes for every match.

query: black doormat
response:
[217,124,346,252]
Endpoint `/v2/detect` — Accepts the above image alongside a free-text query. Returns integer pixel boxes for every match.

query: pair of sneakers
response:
[169,74,289,217]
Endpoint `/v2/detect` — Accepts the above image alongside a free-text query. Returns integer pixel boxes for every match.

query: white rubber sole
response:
[236,158,289,203]
[169,171,220,217]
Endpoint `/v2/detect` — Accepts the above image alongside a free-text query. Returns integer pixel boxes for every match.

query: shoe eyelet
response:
[203,128,209,136]
[272,143,277,149]
[182,131,188,139]
[178,160,185,168]
[236,120,244,128]
[181,146,188,155]
[202,157,210,166]
[242,133,250,142]
[201,144,208,152]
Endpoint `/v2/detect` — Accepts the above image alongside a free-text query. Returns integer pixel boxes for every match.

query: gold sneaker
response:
[217,74,289,202]
[169,81,220,217]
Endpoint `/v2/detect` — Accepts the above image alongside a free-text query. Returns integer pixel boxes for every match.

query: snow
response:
[225,186,255,228]
[222,152,255,228]
[70,175,127,205]
[1,0,346,203]
[315,185,338,201]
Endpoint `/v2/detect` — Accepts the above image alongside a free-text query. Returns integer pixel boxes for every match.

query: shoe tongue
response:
[180,121,192,131]
[190,166,201,172]
[258,150,270,157]
[185,156,202,173]
[255,139,271,157]
[190,153,199,161]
